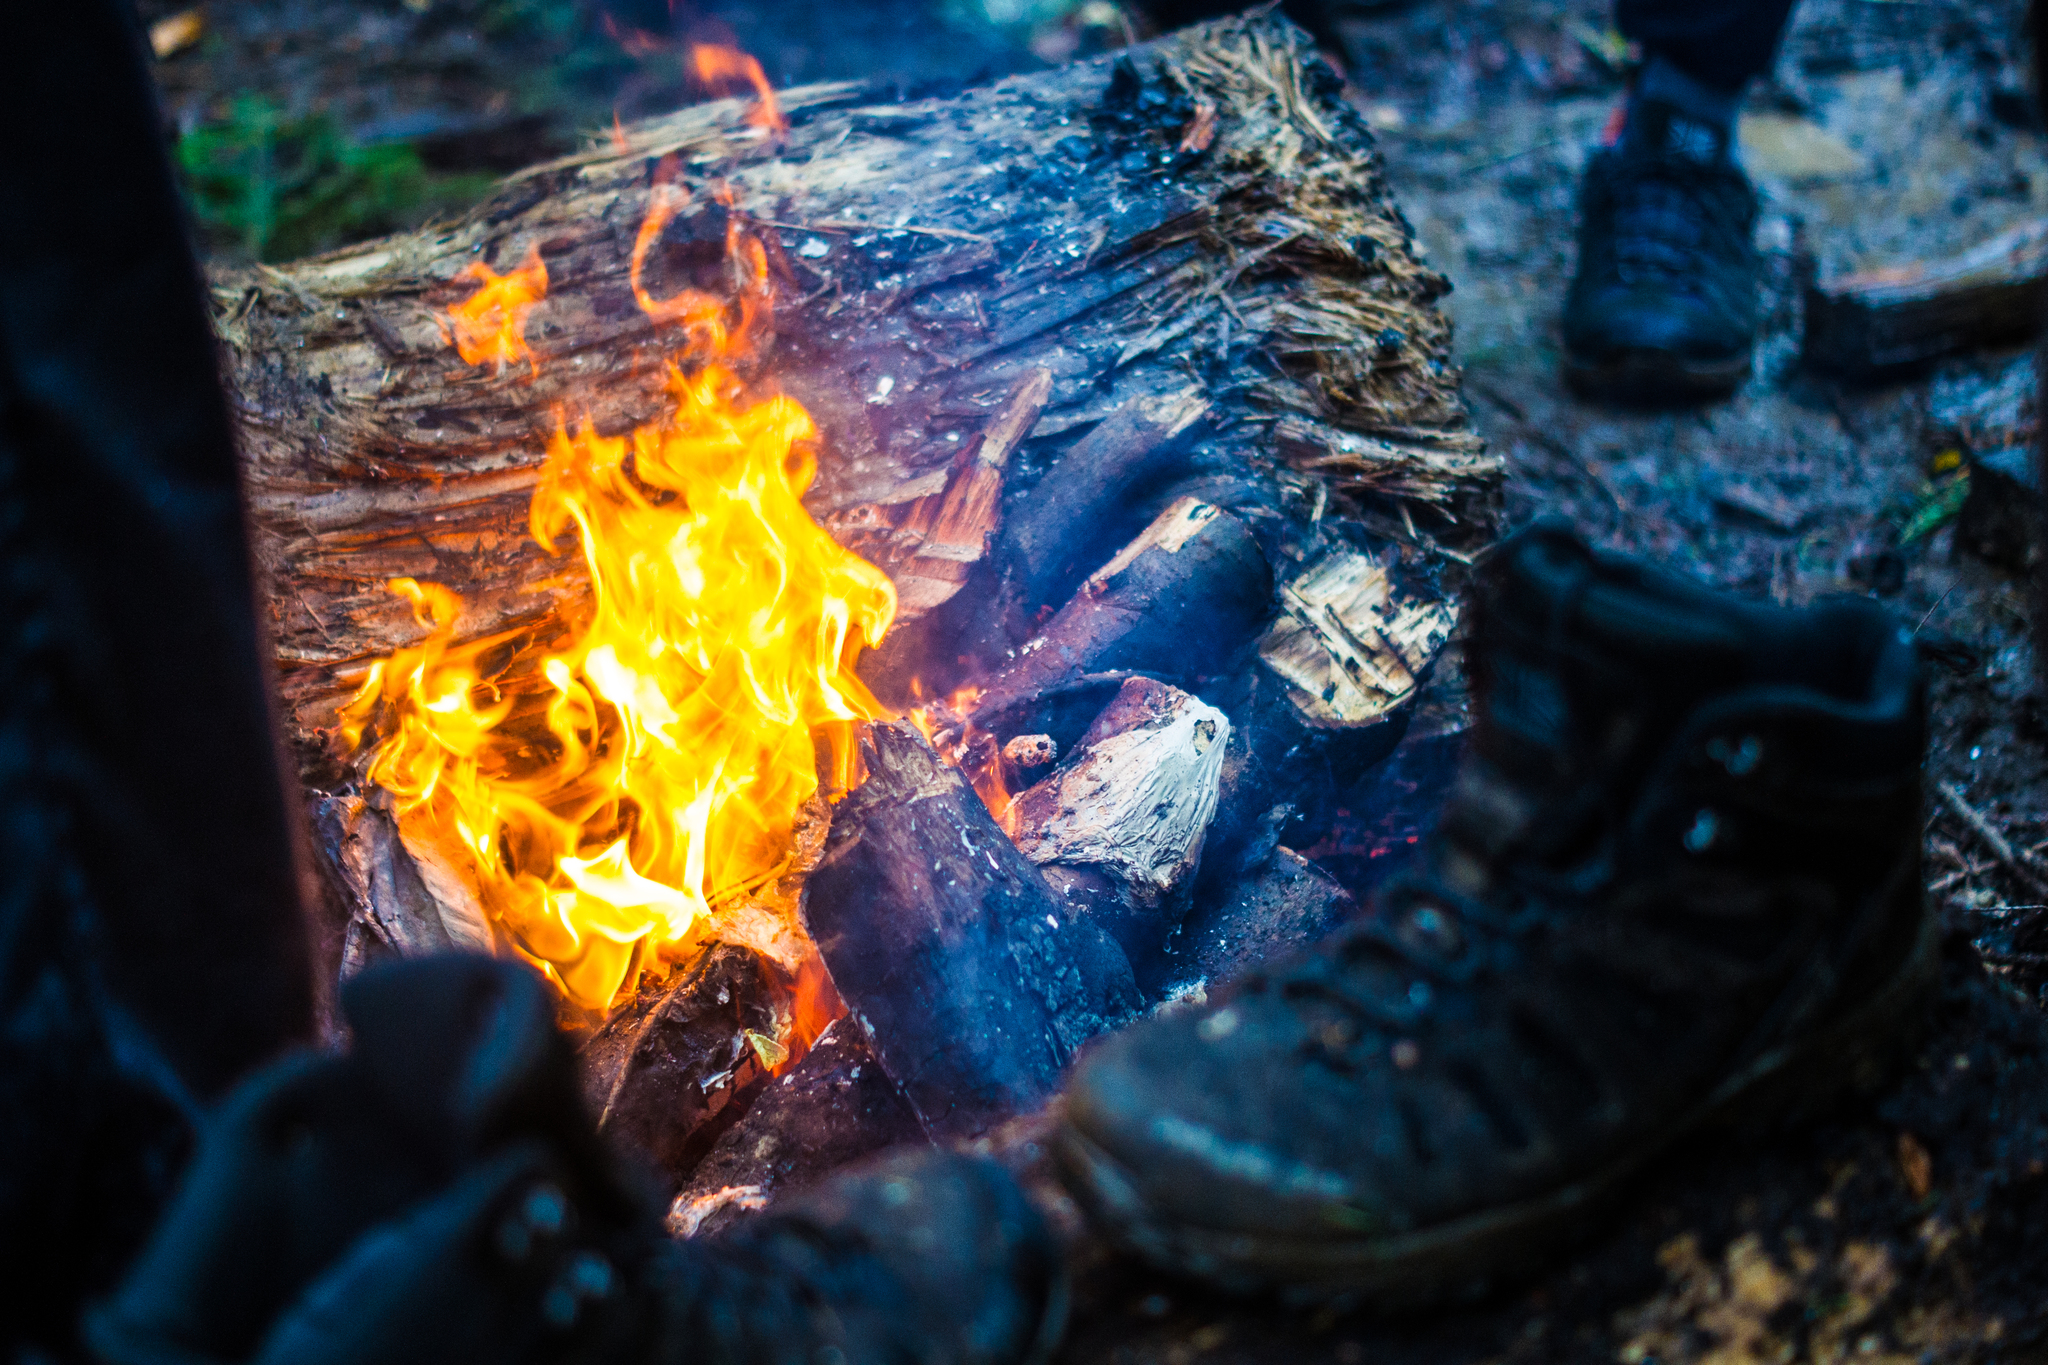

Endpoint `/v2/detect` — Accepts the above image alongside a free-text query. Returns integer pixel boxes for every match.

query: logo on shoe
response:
[1664,115,1722,163]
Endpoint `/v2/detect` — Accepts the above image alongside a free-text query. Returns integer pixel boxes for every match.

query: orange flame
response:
[691,43,787,133]
[908,683,1019,836]
[442,245,549,377]
[344,190,896,1021]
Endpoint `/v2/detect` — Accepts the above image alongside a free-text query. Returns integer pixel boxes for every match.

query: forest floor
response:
[150,0,2048,1357]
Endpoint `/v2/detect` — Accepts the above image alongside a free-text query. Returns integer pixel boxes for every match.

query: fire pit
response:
[223,13,1498,1224]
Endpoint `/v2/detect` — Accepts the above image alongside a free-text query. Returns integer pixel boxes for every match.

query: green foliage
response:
[1895,470,1971,545]
[175,96,491,261]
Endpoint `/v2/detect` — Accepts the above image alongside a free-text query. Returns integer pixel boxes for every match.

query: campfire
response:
[227,14,1498,1231]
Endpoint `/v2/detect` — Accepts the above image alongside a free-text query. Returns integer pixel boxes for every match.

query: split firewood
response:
[1220,549,1459,854]
[995,388,1211,621]
[318,792,494,973]
[802,721,1140,1139]
[582,943,785,1189]
[971,497,1273,741]
[1011,678,1230,970]
[826,366,1053,664]
[1803,216,2048,377]
[668,1017,927,1239]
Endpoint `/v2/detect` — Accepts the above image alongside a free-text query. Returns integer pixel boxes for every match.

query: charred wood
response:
[667,1017,927,1239]
[214,14,1492,746]
[971,498,1272,745]
[581,944,782,1190]
[996,390,1211,622]
[1207,549,1459,863]
[802,721,1139,1138]
[1162,846,1356,993]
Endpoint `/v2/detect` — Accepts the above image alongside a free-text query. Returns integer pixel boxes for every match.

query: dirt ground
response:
[148,0,2047,1356]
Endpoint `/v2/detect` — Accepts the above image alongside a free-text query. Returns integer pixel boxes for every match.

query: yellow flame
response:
[691,44,787,133]
[345,196,895,1015]
[441,245,548,377]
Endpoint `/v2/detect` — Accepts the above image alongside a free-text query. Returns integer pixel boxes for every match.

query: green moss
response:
[175,96,495,261]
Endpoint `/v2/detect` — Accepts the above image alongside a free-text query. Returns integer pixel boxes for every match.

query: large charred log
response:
[218,14,1493,754]
[802,721,1140,1139]
[220,12,1498,1199]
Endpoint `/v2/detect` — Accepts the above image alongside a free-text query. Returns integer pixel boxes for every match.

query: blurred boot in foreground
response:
[1058,522,1932,1304]
[88,956,1068,1365]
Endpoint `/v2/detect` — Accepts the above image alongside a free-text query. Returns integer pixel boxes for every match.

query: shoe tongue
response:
[1622,99,1731,167]
[1476,527,1750,772]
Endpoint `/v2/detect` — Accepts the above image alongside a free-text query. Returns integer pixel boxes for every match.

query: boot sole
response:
[1562,346,1750,405]
[1056,892,1939,1307]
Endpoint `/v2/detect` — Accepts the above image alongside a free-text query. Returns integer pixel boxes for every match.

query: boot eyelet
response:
[1683,808,1720,852]
[1705,735,1762,776]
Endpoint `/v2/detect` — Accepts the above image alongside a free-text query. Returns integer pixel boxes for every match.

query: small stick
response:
[1937,781,2048,896]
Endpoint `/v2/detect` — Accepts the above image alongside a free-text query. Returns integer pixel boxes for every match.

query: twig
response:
[1461,137,1567,175]
[1914,586,1957,636]
[1937,781,2048,896]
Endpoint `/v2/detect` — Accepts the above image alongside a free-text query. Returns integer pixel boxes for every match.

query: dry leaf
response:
[149,9,203,59]
[1897,1130,1934,1200]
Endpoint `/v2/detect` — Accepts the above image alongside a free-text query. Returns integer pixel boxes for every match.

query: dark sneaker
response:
[1056,522,1933,1305]
[89,956,1065,1365]
[1562,100,1761,404]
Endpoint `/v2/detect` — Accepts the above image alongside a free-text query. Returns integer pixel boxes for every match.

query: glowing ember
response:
[909,684,1019,836]
[439,245,548,377]
[342,183,895,1021]
[690,44,787,133]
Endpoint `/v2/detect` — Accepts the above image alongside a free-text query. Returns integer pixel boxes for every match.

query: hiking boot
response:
[1562,100,1761,404]
[1056,522,1933,1305]
[89,956,1066,1365]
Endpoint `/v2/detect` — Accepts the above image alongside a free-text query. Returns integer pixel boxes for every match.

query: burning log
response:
[667,1017,926,1239]
[996,389,1212,623]
[802,721,1140,1138]
[318,793,494,972]
[229,13,1494,1192]
[228,14,1491,753]
[1010,677,1229,971]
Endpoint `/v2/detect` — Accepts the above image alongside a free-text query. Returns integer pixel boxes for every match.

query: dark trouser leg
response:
[0,0,315,1354]
[1615,0,1800,92]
